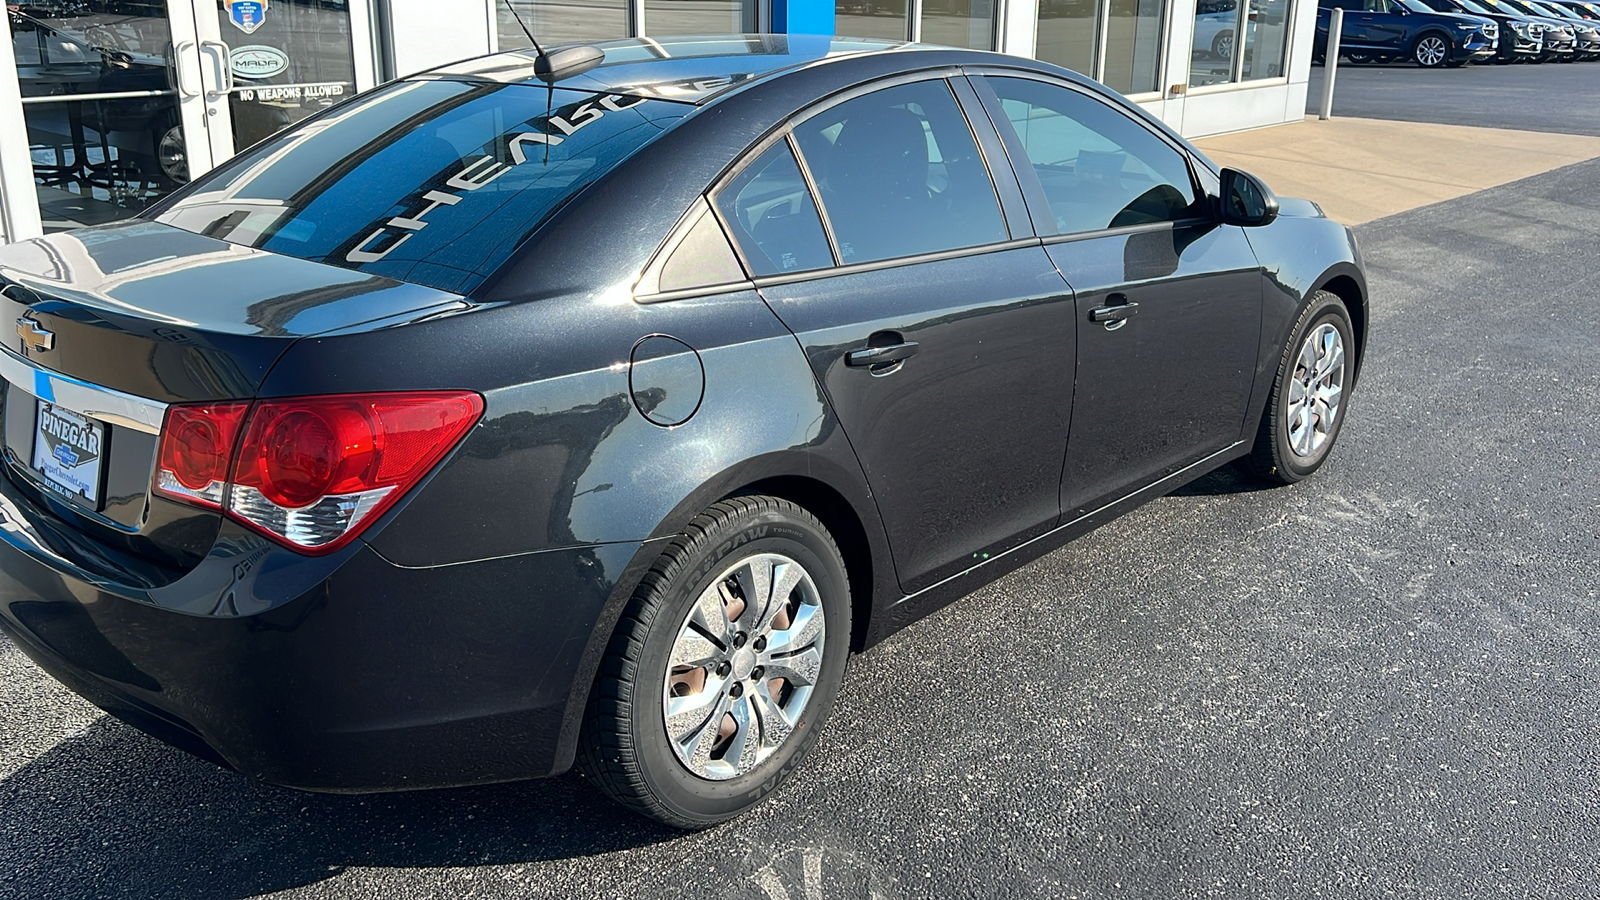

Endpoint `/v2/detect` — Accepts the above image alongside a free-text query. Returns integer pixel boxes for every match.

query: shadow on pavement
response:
[1167,464,1278,497]
[0,715,679,898]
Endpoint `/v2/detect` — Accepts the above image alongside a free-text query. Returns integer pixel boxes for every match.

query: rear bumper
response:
[0,471,642,792]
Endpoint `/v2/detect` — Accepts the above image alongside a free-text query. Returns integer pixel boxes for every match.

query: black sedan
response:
[0,35,1367,828]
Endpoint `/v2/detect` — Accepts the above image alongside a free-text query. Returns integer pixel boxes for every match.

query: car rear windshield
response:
[150,79,689,294]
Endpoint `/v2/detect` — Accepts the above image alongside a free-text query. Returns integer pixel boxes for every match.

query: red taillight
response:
[153,391,484,554]
[154,403,250,508]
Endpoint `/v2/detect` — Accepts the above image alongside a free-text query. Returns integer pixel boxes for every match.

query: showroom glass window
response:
[496,0,755,45]
[1190,0,1292,87]
[792,79,1008,265]
[1036,0,1166,96]
[834,0,910,41]
[985,76,1197,234]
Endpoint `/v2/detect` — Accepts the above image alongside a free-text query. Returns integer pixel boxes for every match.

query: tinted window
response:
[714,140,834,277]
[152,79,688,294]
[794,79,1008,266]
[986,77,1198,236]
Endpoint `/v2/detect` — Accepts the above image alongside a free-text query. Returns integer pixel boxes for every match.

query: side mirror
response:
[1219,167,1280,227]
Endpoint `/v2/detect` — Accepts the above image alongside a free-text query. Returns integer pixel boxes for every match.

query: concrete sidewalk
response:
[1193,116,1600,225]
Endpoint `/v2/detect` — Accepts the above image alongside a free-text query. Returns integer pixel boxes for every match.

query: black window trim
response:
[699,68,1033,290]
[963,67,1221,245]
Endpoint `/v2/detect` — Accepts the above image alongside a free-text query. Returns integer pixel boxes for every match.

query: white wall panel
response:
[387,0,495,78]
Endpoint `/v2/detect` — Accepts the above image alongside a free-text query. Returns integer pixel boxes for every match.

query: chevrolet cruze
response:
[0,35,1368,827]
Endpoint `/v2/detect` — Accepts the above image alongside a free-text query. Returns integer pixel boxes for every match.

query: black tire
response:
[1345,51,1376,64]
[578,496,851,829]
[1242,290,1356,485]
[1412,32,1452,66]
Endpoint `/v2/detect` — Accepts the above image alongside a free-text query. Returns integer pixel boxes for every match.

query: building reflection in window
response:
[920,0,996,49]
[1036,0,1165,96]
[497,0,628,46]
[834,0,910,41]
[1190,0,1289,87]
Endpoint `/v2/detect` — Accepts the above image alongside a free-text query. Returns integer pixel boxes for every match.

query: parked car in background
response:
[1485,0,1582,56]
[1193,0,1255,59]
[0,37,1369,828]
[1416,0,1550,61]
[1517,0,1600,56]
[1316,0,1499,66]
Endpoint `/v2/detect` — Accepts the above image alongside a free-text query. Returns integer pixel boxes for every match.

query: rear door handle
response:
[1089,300,1139,323]
[845,341,920,367]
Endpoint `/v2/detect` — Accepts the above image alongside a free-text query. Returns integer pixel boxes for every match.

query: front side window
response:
[794,79,1008,266]
[152,79,688,294]
[986,76,1198,235]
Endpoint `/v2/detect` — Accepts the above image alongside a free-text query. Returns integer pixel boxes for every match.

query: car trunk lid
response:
[0,220,467,574]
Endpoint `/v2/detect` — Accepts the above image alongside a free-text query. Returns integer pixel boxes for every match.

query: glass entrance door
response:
[190,1,376,175]
[7,1,374,233]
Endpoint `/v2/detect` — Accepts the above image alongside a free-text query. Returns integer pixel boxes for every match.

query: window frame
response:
[964,67,1220,245]
[697,69,1037,292]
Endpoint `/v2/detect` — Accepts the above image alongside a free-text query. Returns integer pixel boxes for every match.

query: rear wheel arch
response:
[738,475,877,652]
[553,457,891,776]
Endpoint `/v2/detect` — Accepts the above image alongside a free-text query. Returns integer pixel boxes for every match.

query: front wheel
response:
[1413,34,1451,66]
[579,496,851,828]
[1213,30,1235,60]
[1242,290,1355,485]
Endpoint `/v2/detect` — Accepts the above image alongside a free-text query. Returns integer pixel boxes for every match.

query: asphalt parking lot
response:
[5,92,1600,900]
[1309,60,1600,136]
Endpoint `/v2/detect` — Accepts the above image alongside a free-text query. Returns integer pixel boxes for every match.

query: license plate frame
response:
[32,400,106,509]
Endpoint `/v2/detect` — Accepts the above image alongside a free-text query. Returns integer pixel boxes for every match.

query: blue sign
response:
[229,0,267,35]
[53,443,79,467]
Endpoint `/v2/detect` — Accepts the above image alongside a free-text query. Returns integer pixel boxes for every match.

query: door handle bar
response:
[173,41,201,98]
[845,342,920,367]
[200,41,235,100]
[1089,301,1139,323]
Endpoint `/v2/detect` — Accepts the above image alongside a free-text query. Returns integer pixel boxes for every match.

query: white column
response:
[998,0,1039,57]
[0,9,44,243]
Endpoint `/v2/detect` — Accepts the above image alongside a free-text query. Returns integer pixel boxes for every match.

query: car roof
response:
[414,33,927,104]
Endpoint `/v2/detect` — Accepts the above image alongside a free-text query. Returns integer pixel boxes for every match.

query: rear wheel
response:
[579,496,851,828]
[1413,33,1451,66]
[1243,290,1354,485]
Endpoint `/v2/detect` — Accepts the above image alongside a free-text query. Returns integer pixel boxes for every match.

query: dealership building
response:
[0,0,1314,243]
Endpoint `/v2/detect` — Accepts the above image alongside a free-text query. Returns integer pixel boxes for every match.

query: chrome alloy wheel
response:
[157,125,188,183]
[1416,35,1449,66]
[1286,322,1345,458]
[663,552,826,781]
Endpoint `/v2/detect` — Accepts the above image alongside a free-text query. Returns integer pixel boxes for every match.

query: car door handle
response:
[1089,301,1139,323]
[845,341,920,367]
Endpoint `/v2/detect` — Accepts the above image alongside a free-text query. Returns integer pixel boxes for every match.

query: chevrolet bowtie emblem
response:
[16,317,54,353]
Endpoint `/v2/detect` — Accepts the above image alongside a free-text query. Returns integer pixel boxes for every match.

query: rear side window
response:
[986,76,1199,236]
[714,140,835,277]
[151,79,688,294]
[794,79,1009,265]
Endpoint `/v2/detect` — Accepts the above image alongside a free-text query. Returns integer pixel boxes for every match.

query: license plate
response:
[32,401,105,508]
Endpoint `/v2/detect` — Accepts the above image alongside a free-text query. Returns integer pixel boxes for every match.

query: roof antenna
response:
[499,0,606,83]
[501,0,545,57]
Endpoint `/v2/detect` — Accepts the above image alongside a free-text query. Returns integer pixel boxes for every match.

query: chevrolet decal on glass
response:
[33,402,105,506]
